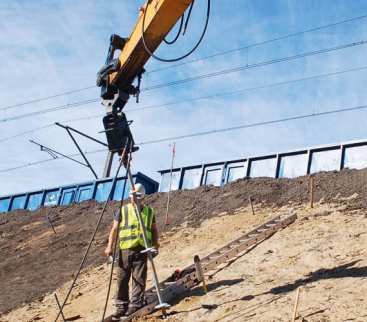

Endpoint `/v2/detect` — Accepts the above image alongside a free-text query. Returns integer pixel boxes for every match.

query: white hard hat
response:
[130,183,146,198]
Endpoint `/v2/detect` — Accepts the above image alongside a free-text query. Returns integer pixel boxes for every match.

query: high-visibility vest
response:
[119,203,154,250]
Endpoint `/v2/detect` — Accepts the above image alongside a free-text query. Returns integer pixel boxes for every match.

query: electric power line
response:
[147,12,367,73]
[137,103,367,145]
[1,38,367,124]
[142,39,367,91]
[130,65,367,112]
[0,149,106,173]
[1,64,367,143]
[0,86,96,112]
[2,102,367,173]
[0,99,99,123]
[1,12,367,112]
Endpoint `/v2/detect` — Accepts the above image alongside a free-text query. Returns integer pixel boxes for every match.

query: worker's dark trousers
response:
[115,247,147,308]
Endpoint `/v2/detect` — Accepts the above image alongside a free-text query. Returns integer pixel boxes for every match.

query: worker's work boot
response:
[111,300,128,321]
[125,303,143,316]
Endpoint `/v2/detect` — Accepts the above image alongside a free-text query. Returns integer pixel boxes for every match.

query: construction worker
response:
[104,183,159,320]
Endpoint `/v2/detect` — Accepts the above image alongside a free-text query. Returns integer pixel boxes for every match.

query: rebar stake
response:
[309,176,315,208]
[291,287,301,322]
[249,196,255,215]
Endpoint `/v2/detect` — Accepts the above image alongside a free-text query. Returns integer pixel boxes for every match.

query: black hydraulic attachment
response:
[102,113,138,155]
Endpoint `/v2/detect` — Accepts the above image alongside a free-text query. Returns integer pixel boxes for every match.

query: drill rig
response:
[53,3,210,321]
[97,0,209,174]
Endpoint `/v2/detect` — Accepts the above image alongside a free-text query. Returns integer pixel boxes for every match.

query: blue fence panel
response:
[44,190,60,207]
[11,195,27,211]
[113,179,131,201]
[0,173,158,214]
[159,171,181,192]
[250,158,277,178]
[181,167,202,190]
[203,166,223,186]
[95,181,113,202]
[225,162,246,183]
[77,185,94,203]
[310,149,340,173]
[0,198,11,213]
[60,188,76,206]
[344,145,367,170]
[279,154,308,178]
[27,192,43,211]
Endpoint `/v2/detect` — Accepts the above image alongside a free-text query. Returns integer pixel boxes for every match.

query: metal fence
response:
[158,139,367,192]
[0,172,158,213]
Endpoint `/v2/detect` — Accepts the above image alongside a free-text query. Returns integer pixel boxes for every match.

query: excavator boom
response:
[111,0,193,89]
[97,0,194,156]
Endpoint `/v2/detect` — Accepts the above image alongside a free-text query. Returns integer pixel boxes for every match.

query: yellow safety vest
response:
[119,203,154,250]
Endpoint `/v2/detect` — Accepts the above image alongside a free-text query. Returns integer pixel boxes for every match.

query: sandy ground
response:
[2,202,367,322]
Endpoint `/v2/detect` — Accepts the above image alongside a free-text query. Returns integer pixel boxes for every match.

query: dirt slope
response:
[1,168,367,318]
[2,203,367,322]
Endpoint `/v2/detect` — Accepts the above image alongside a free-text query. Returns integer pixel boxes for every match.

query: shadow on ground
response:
[164,278,246,316]
[265,260,367,295]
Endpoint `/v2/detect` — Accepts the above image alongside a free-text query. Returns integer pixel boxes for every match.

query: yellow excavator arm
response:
[98,0,194,102]
[111,0,193,89]
[96,0,203,155]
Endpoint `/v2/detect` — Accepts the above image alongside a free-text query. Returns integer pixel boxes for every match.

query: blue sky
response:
[1,0,367,195]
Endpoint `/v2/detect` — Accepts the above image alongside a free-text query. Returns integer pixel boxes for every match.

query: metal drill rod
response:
[126,167,169,310]
[54,293,66,322]
[100,146,131,322]
[54,157,125,322]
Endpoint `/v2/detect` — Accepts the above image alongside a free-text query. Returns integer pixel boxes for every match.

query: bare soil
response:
[2,203,367,322]
[1,168,367,318]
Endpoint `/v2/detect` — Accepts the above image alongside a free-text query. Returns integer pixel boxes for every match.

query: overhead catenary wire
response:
[147,12,367,73]
[137,103,367,145]
[2,102,367,174]
[129,65,367,112]
[0,85,96,112]
[2,11,367,112]
[2,38,367,125]
[142,39,367,91]
[0,99,99,123]
[1,64,367,143]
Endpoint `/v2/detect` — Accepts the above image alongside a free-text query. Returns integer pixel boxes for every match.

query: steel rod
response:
[164,143,175,225]
[249,196,255,215]
[65,128,99,179]
[291,287,301,322]
[29,140,87,167]
[55,122,108,147]
[54,293,66,322]
[100,146,131,322]
[54,157,125,322]
[46,210,57,234]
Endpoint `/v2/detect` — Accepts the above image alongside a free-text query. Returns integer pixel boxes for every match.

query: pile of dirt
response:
[1,167,367,315]
[147,167,367,228]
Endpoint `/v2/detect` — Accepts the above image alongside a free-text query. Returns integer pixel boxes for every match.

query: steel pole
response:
[164,142,175,225]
